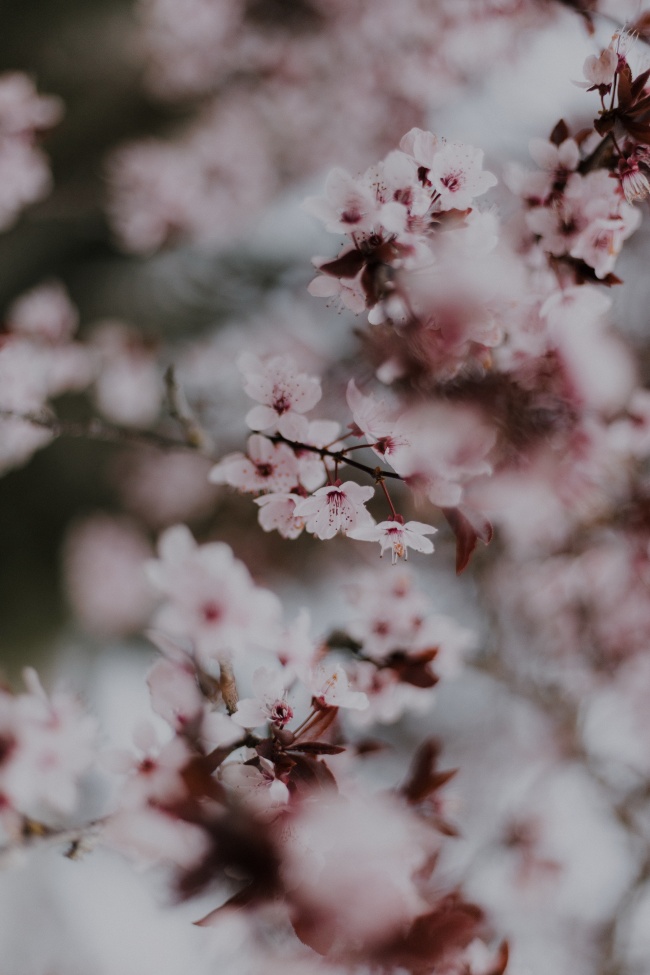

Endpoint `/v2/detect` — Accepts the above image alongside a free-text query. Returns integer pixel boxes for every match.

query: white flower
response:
[255,492,305,539]
[209,434,300,494]
[239,353,322,441]
[146,525,282,665]
[232,667,294,729]
[349,519,437,563]
[307,663,368,711]
[293,481,374,540]
[429,141,497,211]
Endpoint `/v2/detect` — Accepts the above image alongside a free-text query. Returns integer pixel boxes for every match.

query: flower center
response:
[202,600,223,623]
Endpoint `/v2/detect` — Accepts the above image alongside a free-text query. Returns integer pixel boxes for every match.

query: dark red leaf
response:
[442,505,493,574]
[288,741,346,755]
[549,119,569,146]
[319,249,365,279]
[301,706,339,742]
[377,895,484,973]
[594,114,615,137]
[385,647,439,688]
[401,739,457,804]
[354,738,389,756]
[617,62,634,108]
[288,753,338,795]
[621,118,650,142]
[631,69,650,101]
[194,885,259,926]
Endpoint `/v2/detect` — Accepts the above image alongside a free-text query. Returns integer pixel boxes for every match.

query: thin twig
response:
[164,365,213,452]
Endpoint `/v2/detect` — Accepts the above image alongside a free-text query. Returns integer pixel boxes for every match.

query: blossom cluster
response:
[209,352,450,565]
[0,669,96,836]
[95,525,501,972]
[108,0,548,251]
[6,13,650,975]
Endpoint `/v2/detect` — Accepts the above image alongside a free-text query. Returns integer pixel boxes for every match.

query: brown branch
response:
[0,409,205,455]
[267,433,403,482]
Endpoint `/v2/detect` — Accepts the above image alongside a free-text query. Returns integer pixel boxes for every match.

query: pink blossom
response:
[280,793,435,952]
[303,167,380,234]
[295,419,343,492]
[348,518,437,563]
[528,137,580,176]
[7,280,78,343]
[0,669,97,817]
[255,492,305,539]
[219,759,289,817]
[106,723,191,809]
[583,48,617,87]
[428,141,497,211]
[307,662,369,711]
[570,213,641,280]
[146,524,282,664]
[62,514,154,637]
[307,262,368,315]
[293,480,374,539]
[239,353,322,440]
[232,667,293,729]
[146,655,204,733]
[209,434,300,494]
[90,322,163,428]
[346,378,409,468]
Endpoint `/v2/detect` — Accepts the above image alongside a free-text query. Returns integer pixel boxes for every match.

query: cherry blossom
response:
[254,492,305,539]
[232,668,294,729]
[346,379,409,468]
[0,669,97,818]
[293,480,375,540]
[306,662,369,711]
[239,353,322,441]
[428,140,497,211]
[349,518,437,564]
[219,759,290,817]
[146,524,282,665]
[209,434,300,494]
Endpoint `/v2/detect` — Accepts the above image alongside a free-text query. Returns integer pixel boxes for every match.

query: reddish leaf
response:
[631,68,650,101]
[193,885,259,926]
[288,741,346,755]
[630,12,650,42]
[377,896,484,972]
[442,505,493,574]
[385,647,439,688]
[301,705,339,742]
[288,753,338,795]
[319,249,365,279]
[401,739,457,804]
[291,908,332,955]
[621,118,650,142]
[594,114,615,137]
[617,62,634,108]
[354,738,389,756]
[549,119,569,146]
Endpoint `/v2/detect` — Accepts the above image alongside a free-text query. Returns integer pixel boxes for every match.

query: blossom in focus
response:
[209,434,300,494]
[254,492,305,539]
[307,662,369,711]
[349,518,437,564]
[232,667,294,729]
[239,353,322,441]
[293,480,375,540]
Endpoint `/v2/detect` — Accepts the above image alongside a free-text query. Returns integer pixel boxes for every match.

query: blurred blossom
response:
[63,514,155,637]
